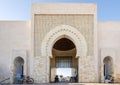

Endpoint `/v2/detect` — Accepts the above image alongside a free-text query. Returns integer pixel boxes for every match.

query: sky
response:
[0,0,120,21]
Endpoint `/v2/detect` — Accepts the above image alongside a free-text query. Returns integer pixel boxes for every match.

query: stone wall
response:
[33,14,97,83]
[98,22,120,83]
[0,21,30,83]
[34,14,94,57]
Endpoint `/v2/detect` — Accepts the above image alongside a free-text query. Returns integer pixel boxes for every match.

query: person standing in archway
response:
[54,75,59,83]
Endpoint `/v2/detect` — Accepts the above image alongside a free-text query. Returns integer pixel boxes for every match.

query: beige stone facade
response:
[0,3,120,84]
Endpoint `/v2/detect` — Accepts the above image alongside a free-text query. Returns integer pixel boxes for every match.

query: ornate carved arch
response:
[41,25,87,57]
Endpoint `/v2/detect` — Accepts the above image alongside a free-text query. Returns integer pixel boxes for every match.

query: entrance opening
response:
[103,56,113,80]
[14,57,24,84]
[50,38,78,83]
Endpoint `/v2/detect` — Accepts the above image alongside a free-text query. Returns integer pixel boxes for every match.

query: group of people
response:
[54,75,78,83]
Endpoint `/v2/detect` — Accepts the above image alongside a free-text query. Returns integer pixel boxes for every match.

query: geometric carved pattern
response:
[41,25,87,57]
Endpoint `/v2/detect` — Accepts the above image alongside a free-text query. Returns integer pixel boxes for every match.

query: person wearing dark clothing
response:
[54,75,59,83]
[75,75,78,82]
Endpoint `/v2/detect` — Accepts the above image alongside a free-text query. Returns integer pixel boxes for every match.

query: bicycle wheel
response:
[28,78,34,84]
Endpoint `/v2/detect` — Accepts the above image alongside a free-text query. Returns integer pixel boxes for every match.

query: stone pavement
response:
[1,83,120,85]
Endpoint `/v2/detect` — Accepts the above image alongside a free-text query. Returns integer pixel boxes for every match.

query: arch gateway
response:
[2,3,120,84]
[32,3,98,83]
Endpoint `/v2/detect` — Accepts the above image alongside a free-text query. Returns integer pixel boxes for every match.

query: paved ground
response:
[1,83,120,85]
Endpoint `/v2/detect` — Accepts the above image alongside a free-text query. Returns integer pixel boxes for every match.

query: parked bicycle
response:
[22,76,34,84]
[104,75,114,83]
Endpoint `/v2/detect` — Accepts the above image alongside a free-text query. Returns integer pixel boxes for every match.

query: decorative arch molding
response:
[41,25,87,57]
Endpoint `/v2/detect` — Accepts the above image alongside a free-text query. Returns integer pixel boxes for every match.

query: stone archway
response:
[41,25,87,82]
[103,56,113,77]
[103,56,113,82]
[50,37,78,83]
[100,49,115,83]
[13,57,24,84]
[41,25,87,57]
